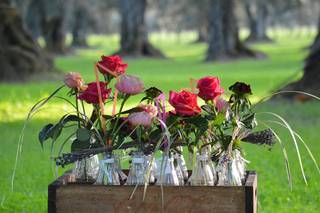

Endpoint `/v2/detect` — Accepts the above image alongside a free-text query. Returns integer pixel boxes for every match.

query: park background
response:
[0,0,320,212]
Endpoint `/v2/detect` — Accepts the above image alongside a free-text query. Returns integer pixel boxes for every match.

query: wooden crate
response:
[48,171,257,213]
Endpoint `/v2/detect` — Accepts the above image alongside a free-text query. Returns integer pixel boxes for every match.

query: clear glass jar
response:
[144,155,157,184]
[189,153,215,186]
[115,155,128,182]
[216,151,245,186]
[126,152,146,185]
[95,155,121,185]
[173,153,188,185]
[234,149,247,183]
[156,156,179,186]
[72,154,99,181]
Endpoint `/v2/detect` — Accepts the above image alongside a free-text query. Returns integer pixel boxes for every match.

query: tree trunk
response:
[41,0,69,54]
[194,24,208,43]
[193,0,209,43]
[206,0,259,61]
[278,17,320,99]
[280,31,320,99]
[244,0,272,43]
[0,0,55,81]
[24,0,43,39]
[42,18,66,54]
[71,6,88,47]
[118,0,164,57]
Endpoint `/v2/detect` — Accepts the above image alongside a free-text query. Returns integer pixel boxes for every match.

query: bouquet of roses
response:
[14,54,318,188]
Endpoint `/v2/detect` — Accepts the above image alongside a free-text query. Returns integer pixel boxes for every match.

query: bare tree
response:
[117,0,164,57]
[0,0,55,81]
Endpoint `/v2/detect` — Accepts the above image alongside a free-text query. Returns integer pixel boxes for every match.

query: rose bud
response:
[78,82,111,104]
[215,98,229,113]
[128,104,157,127]
[215,97,231,120]
[197,76,224,101]
[115,75,144,95]
[98,55,128,76]
[169,90,201,116]
[64,72,87,91]
[229,82,252,97]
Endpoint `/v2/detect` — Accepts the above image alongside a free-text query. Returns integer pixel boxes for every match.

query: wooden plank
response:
[48,171,74,213]
[48,170,257,213]
[56,185,246,213]
[245,171,258,213]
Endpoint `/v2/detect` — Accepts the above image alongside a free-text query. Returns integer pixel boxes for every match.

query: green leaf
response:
[149,129,162,141]
[38,124,54,148]
[76,128,91,142]
[140,97,150,103]
[241,113,257,129]
[120,107,143,115]
[213,113,225,126]
[201,104,214,114]
[49,124,63,141]
[102,114,115,120]
[61,115,83,125]
[38,122,63,149]
[185,116,209,131]
[166,114,179,127]
[71,139,91,152]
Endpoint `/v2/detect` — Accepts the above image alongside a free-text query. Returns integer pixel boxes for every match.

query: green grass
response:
[1,32,320,212]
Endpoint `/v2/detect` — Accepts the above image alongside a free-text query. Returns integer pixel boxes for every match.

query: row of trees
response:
[8,0,320,55]
[0,0,319,96]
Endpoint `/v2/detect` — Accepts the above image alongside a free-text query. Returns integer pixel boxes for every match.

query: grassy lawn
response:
[0,33,319,212]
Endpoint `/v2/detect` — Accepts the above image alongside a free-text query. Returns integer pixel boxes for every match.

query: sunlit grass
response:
[0,32,319,212]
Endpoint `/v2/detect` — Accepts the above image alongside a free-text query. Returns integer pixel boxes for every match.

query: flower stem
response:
[75,91,80,128]
[81,100,86,119]
[110,95,130,144]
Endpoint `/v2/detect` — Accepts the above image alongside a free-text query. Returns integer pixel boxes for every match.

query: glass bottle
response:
[216,150,245,186]
[115,155,128,183]
[72,154,99,181]
[175,146,189,181]
[126,152,146,185]
[156,156,180,186]
[234,149,248,183]
[95,155,121,185]
[173,153,187,185]
[144,155,157,184]
[189,153,215,186]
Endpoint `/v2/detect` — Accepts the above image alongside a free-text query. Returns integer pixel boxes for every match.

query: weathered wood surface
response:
[48,171,257,213]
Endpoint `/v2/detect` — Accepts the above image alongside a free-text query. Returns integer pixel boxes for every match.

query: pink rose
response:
[169,90,201,116]
[128,112,153,127]
[115,75,144,95]
[64,72,87,91]
[78,82,111,104]
[197,76,224,101]
[98,55,128,76]
[128,104,158,127]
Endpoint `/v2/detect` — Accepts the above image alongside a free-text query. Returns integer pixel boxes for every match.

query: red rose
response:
[97,55,128,75]
[197,76,224,101]
[169,90,201,116]
[78,82,111,104]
